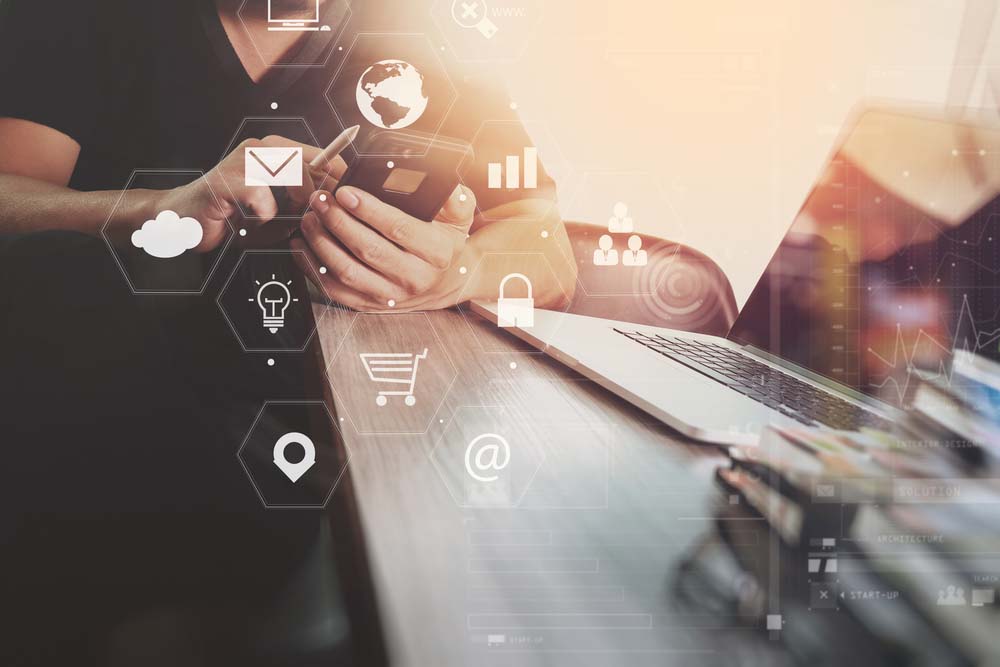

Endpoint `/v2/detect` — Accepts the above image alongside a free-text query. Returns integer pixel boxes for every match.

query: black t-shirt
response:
[0,3,560,657]
[0,0,563,509]
[0,0,553,209]
[0,0,562,509]
[0,0,560,413]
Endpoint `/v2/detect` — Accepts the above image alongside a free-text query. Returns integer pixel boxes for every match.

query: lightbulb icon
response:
[251,274,298,334]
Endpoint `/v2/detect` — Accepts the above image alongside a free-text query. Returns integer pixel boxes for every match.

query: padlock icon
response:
[497,273,534,328]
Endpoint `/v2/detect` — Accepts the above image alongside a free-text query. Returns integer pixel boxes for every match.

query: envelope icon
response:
[245,147,302,187]
[815,483,836,498]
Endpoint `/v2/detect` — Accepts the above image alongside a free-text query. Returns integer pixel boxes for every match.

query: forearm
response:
[0,174,157,238]
[464,199,578,308]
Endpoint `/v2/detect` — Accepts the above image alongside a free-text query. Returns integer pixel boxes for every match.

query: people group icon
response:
[593,201,647,268]
[937,585,967,606]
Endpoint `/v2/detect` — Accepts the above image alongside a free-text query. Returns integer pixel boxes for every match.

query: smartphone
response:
[335,130,474,222]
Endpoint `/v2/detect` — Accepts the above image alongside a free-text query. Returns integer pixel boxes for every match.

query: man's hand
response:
[144,135,335,252]
[292,183,477,311]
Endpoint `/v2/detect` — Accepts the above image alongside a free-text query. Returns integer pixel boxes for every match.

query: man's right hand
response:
[0,121,342,251]
[145,136,334,252]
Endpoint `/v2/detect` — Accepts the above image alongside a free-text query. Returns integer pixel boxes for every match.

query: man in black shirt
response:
[0,0,574,307]
[0,0,575,662]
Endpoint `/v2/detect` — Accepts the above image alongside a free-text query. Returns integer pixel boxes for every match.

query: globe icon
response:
[355,60,429,130]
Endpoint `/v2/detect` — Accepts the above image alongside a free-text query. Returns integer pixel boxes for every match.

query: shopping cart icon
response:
[359,348,429,407]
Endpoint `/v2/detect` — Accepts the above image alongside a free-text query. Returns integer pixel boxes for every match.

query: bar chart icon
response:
[487,146,538,190]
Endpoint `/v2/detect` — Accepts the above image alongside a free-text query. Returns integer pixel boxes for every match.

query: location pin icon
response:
[273,432,317,483]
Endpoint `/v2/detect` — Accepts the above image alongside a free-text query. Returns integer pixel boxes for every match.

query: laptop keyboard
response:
[615,328,895,432]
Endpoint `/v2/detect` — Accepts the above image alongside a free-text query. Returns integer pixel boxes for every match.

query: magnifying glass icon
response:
[451,0,499,39]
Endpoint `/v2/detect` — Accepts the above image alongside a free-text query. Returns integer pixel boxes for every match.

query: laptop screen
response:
[268,0,320,23]
[728,109,1000,408]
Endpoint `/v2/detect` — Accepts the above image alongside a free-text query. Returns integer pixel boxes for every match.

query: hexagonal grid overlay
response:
[516,422,612,510]
[429,405,545,509]
[218,249,332,353]
[236,0,352,69]
[220,117,328,222]
[100,170,234,295]
[325,312,458,435]
[454,251,575,355]
[474,375,613,509]
[324,33,458,157]
[557,171,732,333]
[561,171,688,297]
[430,0,544,63]
[238,400,349,509]
[458,119,571,224]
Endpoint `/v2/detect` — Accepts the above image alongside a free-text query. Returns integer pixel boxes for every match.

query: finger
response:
[312,153,348,181]
[434,184,476,232]
[209,165,279,225]
[290,239,384,311]
[294,237,438,313]
[255,135,322,211]
[333,186,454,269]
[314,191,440,286]
[300,212,404,305]
[307,154,347,195]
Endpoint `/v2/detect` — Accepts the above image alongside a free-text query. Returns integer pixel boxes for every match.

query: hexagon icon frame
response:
[323,32,459,158]
[237,400,350,509]
[429,405,545,509]
[323,311,458,435]
[219,117,328,221]
[236,0,352,70]
[217,248,330,353]
[100,169,235,295]
[459,119,572,224]
[559,170,688,298]
[454,251,576,356]
[430,0,545,64]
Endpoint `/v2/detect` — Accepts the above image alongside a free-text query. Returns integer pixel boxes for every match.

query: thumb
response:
[192,215,230,253]
[434,184,475,233]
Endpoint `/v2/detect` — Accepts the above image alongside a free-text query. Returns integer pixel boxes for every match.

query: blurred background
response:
[483,0,996,305]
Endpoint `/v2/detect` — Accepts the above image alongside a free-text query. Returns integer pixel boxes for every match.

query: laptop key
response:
[618,329,889,433]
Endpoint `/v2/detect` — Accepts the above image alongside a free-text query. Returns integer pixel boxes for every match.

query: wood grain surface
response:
[314,304,752,667]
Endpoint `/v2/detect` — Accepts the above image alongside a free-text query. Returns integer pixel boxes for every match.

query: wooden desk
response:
[314,305,743,667]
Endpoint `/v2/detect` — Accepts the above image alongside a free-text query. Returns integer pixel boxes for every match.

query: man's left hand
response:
[292,182,477,311]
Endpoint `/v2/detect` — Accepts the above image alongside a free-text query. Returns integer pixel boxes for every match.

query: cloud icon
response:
[131,210,203,259]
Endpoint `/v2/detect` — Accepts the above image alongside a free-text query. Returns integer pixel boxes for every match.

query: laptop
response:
[473,107,1000,445]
